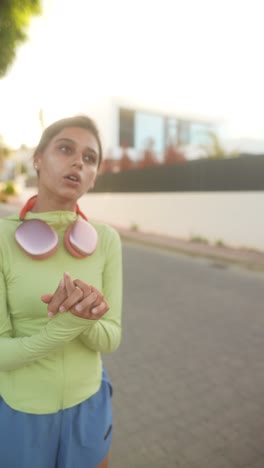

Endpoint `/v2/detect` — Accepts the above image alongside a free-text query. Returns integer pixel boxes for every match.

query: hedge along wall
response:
[92,154,264,193]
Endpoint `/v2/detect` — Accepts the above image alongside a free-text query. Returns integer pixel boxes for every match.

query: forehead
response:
[51,126,99,153]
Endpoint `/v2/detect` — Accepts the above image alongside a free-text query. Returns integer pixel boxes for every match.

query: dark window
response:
[119,108,135,147]
[189,122,213,145]
[135,112,164,153]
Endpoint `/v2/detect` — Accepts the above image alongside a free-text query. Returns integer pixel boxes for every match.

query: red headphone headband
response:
[19,195,88,221]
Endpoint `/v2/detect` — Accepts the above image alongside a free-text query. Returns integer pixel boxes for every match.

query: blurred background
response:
[1,3,264,467]
[1,0,264,252]
[1,0,264,170]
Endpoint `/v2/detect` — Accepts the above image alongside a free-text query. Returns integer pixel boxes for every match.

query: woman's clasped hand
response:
[41,272,109,320]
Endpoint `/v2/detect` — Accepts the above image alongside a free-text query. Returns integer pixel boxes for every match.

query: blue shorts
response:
[0,368,113,468]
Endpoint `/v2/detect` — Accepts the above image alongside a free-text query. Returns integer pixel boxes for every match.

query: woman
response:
[0,116,123,468]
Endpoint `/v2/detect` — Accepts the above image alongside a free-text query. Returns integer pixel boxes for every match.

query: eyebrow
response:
[55,138,99,157]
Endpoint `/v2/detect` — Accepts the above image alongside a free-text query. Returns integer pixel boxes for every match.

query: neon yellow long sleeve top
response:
[0,210,122,414]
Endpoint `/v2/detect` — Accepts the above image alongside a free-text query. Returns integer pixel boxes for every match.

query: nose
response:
[72,151,84,169]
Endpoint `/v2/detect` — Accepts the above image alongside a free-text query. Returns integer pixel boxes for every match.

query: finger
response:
[58,286,84,313]
[47,279,67,316]
[41,294,53,304]
[73,279,93,296]
[88,291,105,308]
[89,285,104,302]
[64,272,75,296]
[74,291,98,313]
[87,287,103,304]
[90,301,110,316]
[73,300,109,320]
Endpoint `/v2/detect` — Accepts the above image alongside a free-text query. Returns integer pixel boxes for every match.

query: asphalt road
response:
[104,242,264,468]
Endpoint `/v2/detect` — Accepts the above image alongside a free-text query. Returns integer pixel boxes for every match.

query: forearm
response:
[79,227,123,354]
[79,317,121,353]
[0,312,96,371]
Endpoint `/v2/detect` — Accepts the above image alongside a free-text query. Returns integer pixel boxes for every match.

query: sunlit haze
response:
[0,0,264,149]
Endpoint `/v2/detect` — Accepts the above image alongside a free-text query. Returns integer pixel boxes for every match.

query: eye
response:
[83,153,97,164]
[59,145,72,154]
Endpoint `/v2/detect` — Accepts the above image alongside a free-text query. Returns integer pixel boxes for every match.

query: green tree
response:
[0,135,11,172]
[201,131,239,159]
[0,0,41,77]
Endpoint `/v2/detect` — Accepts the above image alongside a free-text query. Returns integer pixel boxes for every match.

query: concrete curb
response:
[115,227,264,272]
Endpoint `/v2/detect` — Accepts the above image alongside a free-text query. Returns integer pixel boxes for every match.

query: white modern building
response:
[86,96,224,162]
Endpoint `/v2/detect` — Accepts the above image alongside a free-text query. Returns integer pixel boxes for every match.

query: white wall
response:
[22,189,264,251]
[78,192,264,251]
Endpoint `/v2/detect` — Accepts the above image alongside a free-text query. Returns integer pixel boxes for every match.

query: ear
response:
[33,152,42,171]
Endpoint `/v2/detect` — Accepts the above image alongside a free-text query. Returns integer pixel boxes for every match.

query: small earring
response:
[34,163,38,169]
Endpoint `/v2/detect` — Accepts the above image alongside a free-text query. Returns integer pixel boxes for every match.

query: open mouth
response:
[65,174,81,184]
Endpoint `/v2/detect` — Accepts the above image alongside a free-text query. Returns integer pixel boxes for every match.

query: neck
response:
[31,192,76,213]
[19,195,88,221]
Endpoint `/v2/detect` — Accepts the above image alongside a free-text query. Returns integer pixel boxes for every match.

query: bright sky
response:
[0,0,264,148]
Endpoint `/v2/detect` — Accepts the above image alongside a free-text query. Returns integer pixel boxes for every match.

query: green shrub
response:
[190,235,208,244]
[2,181,16,195]
[130,223,139,232]
[215,239,225,247]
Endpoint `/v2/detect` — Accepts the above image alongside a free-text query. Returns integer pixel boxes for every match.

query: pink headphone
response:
[15,196,98,260]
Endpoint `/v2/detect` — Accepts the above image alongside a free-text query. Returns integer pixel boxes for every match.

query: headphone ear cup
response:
[15,219,58,260]
[64,219,98,258]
